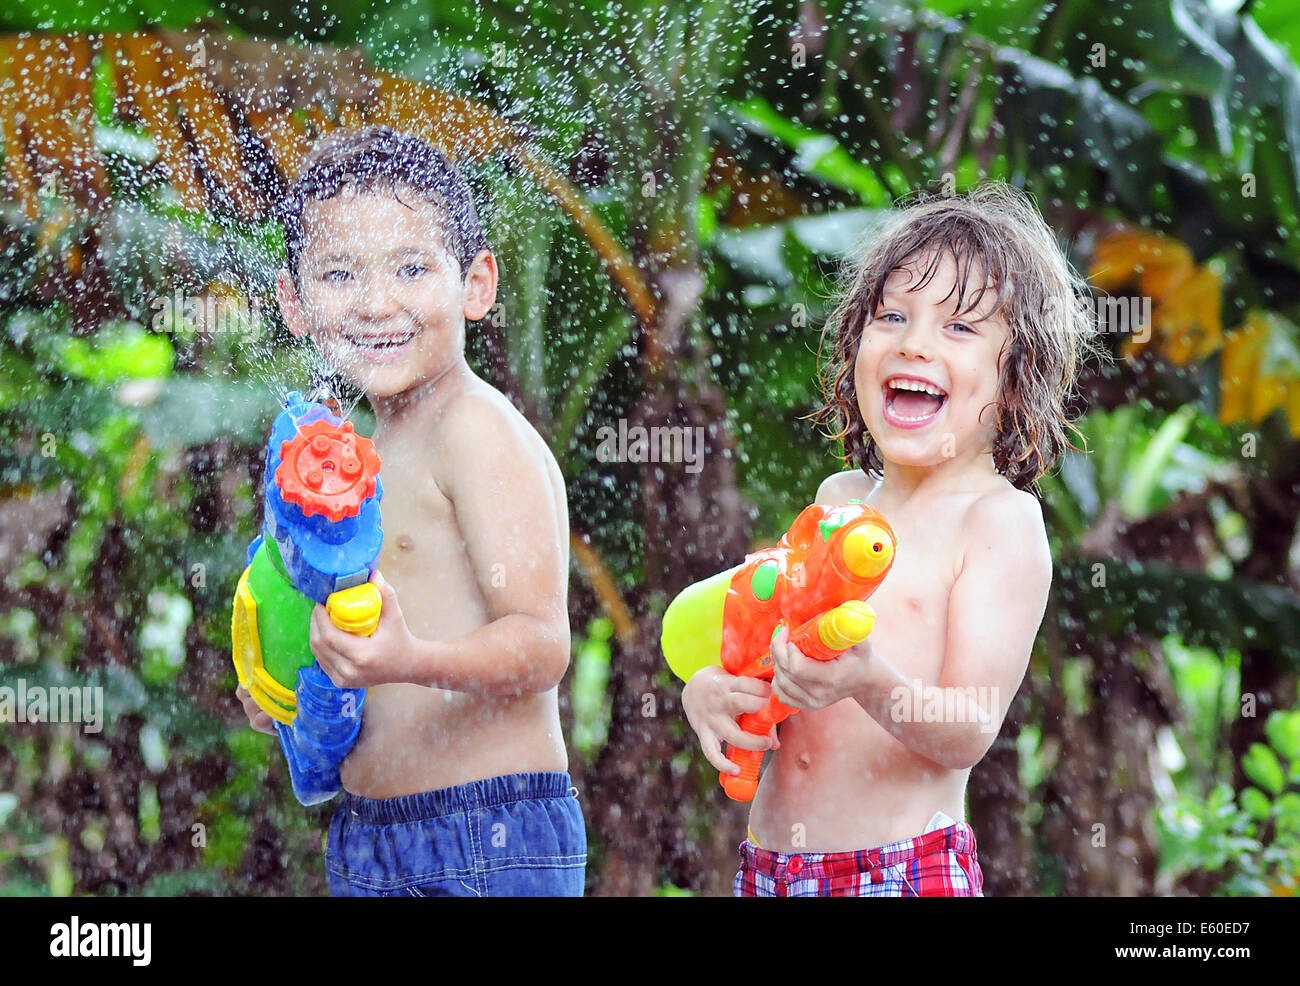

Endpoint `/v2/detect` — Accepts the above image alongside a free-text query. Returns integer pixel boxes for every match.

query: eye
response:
[875,311,904,324]
[323,270,351,283]
[399,264,429,277]
[947,321,975,334]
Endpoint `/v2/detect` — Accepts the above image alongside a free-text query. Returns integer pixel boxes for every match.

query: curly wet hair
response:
[810,182,1102,493]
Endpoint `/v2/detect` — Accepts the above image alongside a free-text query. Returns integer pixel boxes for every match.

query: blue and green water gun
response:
[231,391,383,805]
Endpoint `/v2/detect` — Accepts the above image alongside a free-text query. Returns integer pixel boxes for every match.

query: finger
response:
[728,689,771,716]
[370,568,400,612]
[698,732,738,774]
[237,688,276,735]
[309,635,341,682]
[771,674,810,712]
[312,604,344,649]
[768,723,781,750]
[769,625,790,670]
[309,607,347,669]
[316,653,351,689]
[309,606,325,656]
[775,636,812,680]
[718,719,772,752]
[729,675,773,699]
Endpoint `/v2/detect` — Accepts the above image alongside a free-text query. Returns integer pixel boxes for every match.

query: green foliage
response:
[655,882,697,896]
[57,323,174,383]
[0,0,211,32]
[1162,633,1241,780]
[1051,559,1300,672]
[1038,403,1239,547]
[1157,707,1300,895]
[706,208,887,525]
[729,98,895,203]
[570,618,614,761]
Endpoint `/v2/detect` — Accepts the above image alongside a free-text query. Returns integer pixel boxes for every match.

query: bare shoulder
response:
[961,481,1051,582]
[815,467,874,504]
[432,379,565,494]
[436,379,553,460]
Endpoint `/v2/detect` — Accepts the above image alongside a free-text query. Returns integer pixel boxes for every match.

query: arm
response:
[408,395,571,695]
[857,490,1050,767]
[771,488,1051,769]
[310,393,571,695]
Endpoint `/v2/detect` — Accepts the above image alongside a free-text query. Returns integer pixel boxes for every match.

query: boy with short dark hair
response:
[236,125,586,896]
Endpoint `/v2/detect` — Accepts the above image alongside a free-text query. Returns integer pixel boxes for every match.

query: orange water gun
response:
[661,502,897,801]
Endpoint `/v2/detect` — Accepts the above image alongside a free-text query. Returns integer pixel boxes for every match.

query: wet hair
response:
[277,124,488,286]
[811,182,1102,492]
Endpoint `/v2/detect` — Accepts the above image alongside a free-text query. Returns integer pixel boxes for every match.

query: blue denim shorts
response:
[326,771,587,897]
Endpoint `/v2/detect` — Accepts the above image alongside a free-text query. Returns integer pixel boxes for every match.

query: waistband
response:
[339,771,576,824]
[739,822,978,881]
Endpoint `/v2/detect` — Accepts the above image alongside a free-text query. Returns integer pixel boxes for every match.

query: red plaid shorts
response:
[734,822,984,897]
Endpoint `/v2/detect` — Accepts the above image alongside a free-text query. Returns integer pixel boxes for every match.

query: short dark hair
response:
[278,125,488,285]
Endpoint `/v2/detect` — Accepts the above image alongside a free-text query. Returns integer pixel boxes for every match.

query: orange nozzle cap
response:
[275,419,381,522]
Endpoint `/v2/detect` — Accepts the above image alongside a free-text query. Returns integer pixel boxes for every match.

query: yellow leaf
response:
[171,55,261,214]
[1218,314,1268,425]
[1156,267,1223,365]
[0,36,110,217]
[0,38,44,220]
[1089,230,1193,295]
[112,33,207,213]
[345,70,521,159]
[1252,374,1286,424]
[0,30,660,332]
[1287,378,1300,438]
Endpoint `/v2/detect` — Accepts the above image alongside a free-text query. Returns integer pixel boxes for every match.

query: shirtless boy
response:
[236,125,585,896]
[683,184,1095,896]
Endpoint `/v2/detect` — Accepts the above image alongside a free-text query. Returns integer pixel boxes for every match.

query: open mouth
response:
[882,375,948,427]
[340,330,418,362]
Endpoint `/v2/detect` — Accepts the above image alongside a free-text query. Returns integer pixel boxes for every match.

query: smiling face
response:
[276,183,496,400]
[853,249,1010,473]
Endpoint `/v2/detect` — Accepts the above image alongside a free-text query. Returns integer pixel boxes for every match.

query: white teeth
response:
[885,377,946,422]
[886,378,946,398]
[346,333,415,348]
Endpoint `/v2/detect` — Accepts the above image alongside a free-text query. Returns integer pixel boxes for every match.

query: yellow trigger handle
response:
[326,583,382,636]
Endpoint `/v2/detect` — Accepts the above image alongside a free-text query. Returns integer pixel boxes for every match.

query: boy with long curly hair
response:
[682,183,1098,896]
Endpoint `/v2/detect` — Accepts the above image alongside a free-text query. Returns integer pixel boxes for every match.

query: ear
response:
[276,268,310,338]
[462,250,498,322]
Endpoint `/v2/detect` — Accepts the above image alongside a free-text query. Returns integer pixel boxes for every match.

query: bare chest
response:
[377,456,460,555]
[856,516,963,680]
[370,452,487,636]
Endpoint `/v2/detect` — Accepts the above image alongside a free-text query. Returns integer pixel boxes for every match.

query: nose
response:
[354,269,401,321]
[894,316,933,360]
